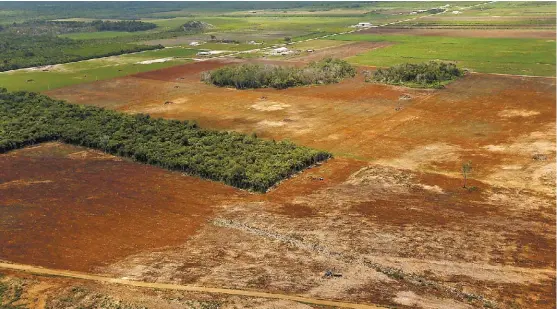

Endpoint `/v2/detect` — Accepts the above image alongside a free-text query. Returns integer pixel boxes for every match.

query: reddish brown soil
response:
[46,61,556,188]
[132,58,242,82]
[360,27,557,38]
[4,59,554,308]
[0,143,246,272]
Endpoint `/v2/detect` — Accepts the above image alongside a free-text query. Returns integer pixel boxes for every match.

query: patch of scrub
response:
[251,101,290,111]
[498,109,540,118]
[136,57,174,64]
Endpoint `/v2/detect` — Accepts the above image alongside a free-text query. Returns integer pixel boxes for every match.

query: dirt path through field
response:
[0,262,383,309]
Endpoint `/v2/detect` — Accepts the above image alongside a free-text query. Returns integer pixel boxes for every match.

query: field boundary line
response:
[0,261,384,309]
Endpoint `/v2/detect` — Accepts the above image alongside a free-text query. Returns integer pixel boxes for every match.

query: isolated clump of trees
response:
[182,20,214,32]
[201,58,356,89]
[368,61,465,88]
[0,89,331,192]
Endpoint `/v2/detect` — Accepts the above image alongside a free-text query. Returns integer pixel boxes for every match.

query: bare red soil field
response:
[47,60,556,194]
[0,142,246,271]
[2,58,554,308]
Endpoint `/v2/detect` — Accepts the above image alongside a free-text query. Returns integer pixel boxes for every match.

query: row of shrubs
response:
[367,61,465,88]
[0,89,331,192]
[201,58,357,89]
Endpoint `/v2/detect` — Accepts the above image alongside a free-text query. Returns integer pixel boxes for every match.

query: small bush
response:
[202,58,356,90]
[368,61,465,88]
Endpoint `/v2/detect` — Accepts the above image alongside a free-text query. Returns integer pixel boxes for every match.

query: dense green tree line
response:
[2,20,156,36]
[0,33,163,72]
[202,58,356,89]
[91,20,157,32]
[0,2,371,20]
[368,61,464,88]
[0,90,331,192]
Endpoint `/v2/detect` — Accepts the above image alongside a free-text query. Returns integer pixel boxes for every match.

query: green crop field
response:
[331,34,556,76]
[0,48,200,92]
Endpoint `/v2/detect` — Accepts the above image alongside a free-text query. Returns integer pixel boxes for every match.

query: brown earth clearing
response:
[285,41,393,63]
[1,56,555,309]
[360,27,557,38]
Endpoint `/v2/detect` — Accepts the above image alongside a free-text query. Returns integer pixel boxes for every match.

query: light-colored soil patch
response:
[498,109,541,118]
[0,179,53,189]
[394,291,473,309]
[251,100,290,111]
[257,120,287,128]
[136,57,175,64]
[375,142,462,171]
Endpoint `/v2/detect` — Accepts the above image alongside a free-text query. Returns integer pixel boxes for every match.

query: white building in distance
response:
[354,22,373,27]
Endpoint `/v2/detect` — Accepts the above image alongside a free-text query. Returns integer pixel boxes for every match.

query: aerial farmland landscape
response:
[0,1,555,309]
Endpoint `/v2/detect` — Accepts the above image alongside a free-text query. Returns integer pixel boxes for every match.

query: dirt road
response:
[0,261,383,309]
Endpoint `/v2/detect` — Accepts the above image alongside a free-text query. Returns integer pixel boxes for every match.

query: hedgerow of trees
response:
[202,58,356,89]
[1,20,157,36]
[367,61,465,88]
[91,20,157,32]
[0,33,163,72]
[0,89,331,192]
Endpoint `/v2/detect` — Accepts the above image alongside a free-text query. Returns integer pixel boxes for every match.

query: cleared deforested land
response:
[0,90,330,192]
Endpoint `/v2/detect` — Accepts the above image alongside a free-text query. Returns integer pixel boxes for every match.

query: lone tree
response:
[461,161,472,188]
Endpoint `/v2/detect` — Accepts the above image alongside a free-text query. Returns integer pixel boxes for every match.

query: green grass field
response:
[332,34,556,76]
[0,48,200,92]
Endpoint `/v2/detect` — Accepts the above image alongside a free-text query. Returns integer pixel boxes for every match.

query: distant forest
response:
[0,33,162,71]
[0,2,371,20]
[0,90,331,192]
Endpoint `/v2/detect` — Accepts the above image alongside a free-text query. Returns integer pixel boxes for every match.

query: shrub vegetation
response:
[368,61,465,88]
[2,20,157,36]
[91,20,157,32]
[0,90,331,192]
[202,58,356,89]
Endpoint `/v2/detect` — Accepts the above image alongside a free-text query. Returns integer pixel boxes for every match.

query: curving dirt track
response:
[0,262,382,309]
